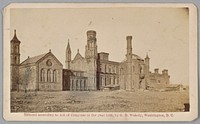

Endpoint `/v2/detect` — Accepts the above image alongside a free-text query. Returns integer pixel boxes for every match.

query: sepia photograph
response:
[3,3,198,121]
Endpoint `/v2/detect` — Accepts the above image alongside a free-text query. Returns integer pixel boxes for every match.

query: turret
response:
[154,68,159,74]
[144,53,150,75]
[145,53,150,62]
[84,30,98,90]
[162,69,170,84]
[10,29,21,91]
[162,69,168,75]
[65,40,71,69]
[87,30,96,43]
[85,30,97,59]
[11,30,21,65]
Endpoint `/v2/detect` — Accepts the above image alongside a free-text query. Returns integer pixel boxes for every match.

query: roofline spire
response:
[66,39,71,52]
[145,52,150,59]
[11,29,20,43]
[67,39,70,47]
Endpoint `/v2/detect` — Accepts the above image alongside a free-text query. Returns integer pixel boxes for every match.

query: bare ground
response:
[11,90,189,112]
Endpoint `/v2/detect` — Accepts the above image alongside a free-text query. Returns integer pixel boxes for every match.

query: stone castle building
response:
[10,30,170,91]
[62,30,170,91]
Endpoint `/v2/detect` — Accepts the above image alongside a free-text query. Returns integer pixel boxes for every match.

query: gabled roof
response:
[20,53,47,65]
[20,51,63,66]
[121,54,144,63]
[132,54,143,60]
[145,53,150,59]
[66,41,71,52]
[73,52,84,62]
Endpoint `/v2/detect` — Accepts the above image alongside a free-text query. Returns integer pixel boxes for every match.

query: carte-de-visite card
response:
[3,3,198,121]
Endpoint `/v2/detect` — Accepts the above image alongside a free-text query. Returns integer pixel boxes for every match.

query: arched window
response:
[132,66,135,72]
[112,67,115,73]
[47,69,51,82]
[72,80,74,90]
[80,80,82,90]
[14,45,18,53]
[14,56,17,64]
[76,80,79,88]
[84,80,86,90]
[120,68,123,75]
[100,77,102,85]
[40,69,45,82]
[99,64,102,72]
[14,46,17,53]
[140,66,144,74]
[53,70,57,82]
[105,77,107,86]
[109,67,111,73]
[14,46,16,52]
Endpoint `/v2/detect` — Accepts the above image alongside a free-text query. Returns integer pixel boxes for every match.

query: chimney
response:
[126,36,132,49]
[162,69,168,75]
[154,68,159,74]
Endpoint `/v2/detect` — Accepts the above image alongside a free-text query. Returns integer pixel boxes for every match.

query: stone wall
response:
[10,65,19,91]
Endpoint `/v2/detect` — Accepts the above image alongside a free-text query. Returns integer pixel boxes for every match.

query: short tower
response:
[162,69,170,84]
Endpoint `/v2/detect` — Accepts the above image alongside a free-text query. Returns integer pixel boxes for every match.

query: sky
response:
[10,7,189,84]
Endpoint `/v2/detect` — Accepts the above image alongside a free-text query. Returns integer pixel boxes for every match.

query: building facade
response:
[149,68,170,85]
[97,52,119,90]
[65,30,98,90]
[18,50,63,91]
[10,30,170,91]
[63,69,88,91]
[63,30,170,91]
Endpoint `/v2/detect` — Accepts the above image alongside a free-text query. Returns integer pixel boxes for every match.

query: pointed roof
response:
[66,40,71,52]
[11,30,21,43]
[145,52,150,59]
[132,54,143,60]
[73,49,84,61]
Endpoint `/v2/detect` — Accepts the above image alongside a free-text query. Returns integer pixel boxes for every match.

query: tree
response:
[24,67,32,98]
